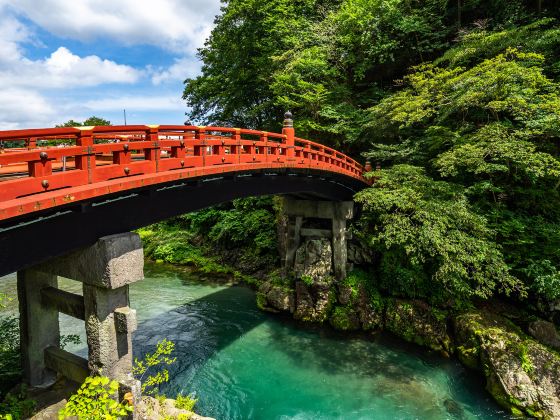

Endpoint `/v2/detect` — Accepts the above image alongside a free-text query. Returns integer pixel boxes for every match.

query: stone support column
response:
[332,218,347,281]
[284,215,303,275]
[17,269,59,386]
[31,232,142,384]
[83,285,137,379]
[281,198,354,281]
[333,201,353,281]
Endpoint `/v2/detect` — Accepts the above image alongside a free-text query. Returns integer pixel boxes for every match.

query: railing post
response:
[195,127,206,166]
[283,111,295,159]
[233,128,241,164]
[145,125,160,172]
[76,128,94,184]
[261,132,269,163]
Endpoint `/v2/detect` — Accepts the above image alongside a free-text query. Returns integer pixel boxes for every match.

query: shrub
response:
[58,376,132,420]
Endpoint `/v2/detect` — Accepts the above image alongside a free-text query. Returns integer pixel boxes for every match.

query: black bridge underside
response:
[0,168,367,277]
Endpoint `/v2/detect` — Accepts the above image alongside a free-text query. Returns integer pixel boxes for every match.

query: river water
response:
[1,263,508,419]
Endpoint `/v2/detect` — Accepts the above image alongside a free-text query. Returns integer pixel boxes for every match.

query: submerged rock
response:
[385,299,452,354]
[329,306,361,330]
[454,310,560,419]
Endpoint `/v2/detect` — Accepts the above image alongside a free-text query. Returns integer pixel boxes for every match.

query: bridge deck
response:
[0,125,366,223]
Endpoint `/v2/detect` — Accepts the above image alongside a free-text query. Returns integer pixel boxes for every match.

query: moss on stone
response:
[256,292,268,311]
[329,306,360,331]
[384,299,451,353]
[455,310,560,418]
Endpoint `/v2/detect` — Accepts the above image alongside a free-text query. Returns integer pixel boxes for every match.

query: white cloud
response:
[0,47,141,89]
[7,0,221,53]
[0,88,56,129]
[0,1,216,129]
[150,57,202,85]
[0,13,33,66]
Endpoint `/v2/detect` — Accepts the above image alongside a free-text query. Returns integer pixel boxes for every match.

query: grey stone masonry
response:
[17,269,60,387]
[281,197,353,281]
[84,284,137,378]
[35,233,144,289]
[17,232,143,412]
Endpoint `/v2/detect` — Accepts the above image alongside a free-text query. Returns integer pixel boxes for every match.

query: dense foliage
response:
[184,0,560,308]
[141,196,279,278]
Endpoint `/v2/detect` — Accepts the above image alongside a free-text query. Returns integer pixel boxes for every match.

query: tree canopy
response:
[56,116,112,127]
[184,0,560,306]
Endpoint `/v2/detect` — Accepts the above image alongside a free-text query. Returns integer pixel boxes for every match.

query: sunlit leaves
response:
[133,338,177,395]
[58,376,132,420]
[355,165,523,302]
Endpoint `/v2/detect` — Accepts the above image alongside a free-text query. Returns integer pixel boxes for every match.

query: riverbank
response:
[0,266,510,418]
[140,222,560,419]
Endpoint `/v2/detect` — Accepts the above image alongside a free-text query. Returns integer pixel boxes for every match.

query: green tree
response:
[56,116,111,127]
[363,46,560,304]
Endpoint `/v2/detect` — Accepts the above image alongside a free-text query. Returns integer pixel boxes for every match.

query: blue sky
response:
[0,0,222,129]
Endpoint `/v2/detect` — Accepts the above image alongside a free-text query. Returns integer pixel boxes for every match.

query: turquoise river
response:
[1,262,510,419]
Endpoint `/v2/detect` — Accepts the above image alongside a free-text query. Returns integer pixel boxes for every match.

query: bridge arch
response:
[0,115,368,276]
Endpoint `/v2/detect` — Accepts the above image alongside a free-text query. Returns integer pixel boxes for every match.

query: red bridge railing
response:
[0,123,366,221]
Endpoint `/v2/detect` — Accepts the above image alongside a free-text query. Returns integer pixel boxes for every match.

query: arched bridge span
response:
[0,118,368,276]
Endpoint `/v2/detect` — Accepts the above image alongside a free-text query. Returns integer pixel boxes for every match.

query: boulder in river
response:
[385,299,452,354]
[454,310,560,418]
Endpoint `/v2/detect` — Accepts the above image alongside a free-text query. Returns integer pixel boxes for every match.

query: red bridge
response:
[0,113,368,276]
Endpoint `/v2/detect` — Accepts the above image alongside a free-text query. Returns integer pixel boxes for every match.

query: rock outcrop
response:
[454,310,560,419]
[136,396,215,420]
[294,239,332,282]
[527,319,560,352]
[294,280,335,323]
[257,280,295,313]
[385,299,452,354]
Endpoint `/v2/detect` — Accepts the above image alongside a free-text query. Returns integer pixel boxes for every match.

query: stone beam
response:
[282,199,353,220]
[44,346,89,384]
[17,269,59,386]
[35,233,144,289]
[41,286,85,320]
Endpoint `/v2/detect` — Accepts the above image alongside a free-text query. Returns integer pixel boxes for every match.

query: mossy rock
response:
[385,299,452,353]
[329,306,361,331]
[454,310,560,419]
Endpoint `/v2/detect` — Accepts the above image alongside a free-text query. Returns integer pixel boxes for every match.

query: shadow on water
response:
[132,272,266,389]
[131,265,506,419]
[262,318,503,419]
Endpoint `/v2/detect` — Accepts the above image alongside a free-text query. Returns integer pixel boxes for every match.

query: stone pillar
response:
[284,215,303,275]
[17,269,59,386]
[281,198,353,281]
[332,218,347,281]
[333,202,353,281]
[34,232,143,385]
[83,285,137,378]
